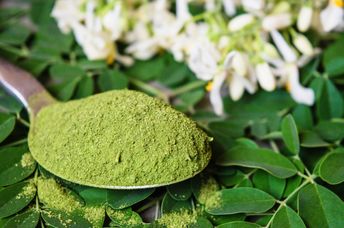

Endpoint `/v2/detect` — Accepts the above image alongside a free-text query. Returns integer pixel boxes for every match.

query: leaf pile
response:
[1,1,344,227]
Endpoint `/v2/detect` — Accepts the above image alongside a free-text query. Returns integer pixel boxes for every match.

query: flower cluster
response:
[52,0,344,115]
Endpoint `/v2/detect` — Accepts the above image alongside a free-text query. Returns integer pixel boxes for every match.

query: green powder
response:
[20,153,35,168]
[16,182,36,199]
[157,210,197,228]
[197,176,222,209]
[29,90,211,187]
[107,207,142,226]
[37,177,104,226]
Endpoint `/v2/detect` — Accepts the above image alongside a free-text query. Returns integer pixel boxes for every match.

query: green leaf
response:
[72,185,155,210]
[107,188,155,209]
[3,209,40,228]
[318,149,344,184]
[167,179,192,201]
[0,113,15,143]
[315,121,344,142]
[272,206,305,228]
[206,213,245,226]
[292,105,313,131]
[0,88,22,113]
[41,209,92,228]
[178,89,205,107]
[217,221,260,228]
[316,79,343,120]
[300,131,331,148]
[49,64,85,101]
[298,184,344,228]
[189,217,213,228]
[74,77,94,99]
[323,36,344,77]
[0,146,36,186]
[281,114,300,154]
[0,181,36,218]
[126,57,165,81]
[107,207,142,227]
[252,170,286,199]
[0,24,31,45]
[97,69,128,91]
[161,193,192,214]
[206,187,275,215]
[216,146,297,178]
[216,171,246,187]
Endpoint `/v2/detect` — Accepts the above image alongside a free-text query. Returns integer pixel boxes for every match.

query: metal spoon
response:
[0,58,210,189]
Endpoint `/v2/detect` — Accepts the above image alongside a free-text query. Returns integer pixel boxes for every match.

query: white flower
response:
[232,52,247,76]
[125,39,160,60]
[102,2,126,40]
[320,0,344,32]
[297,6,313,32]
[228,14,255,31]
[286,64,315,105]
[255,62,276,91]
[187,39,221,80]
[229,73,245,101]
[51,0,85,33]
[176,0,191,22]
[209,72,227,115]
[222,0,236,16]
[242,0,265,12]
[270,30,297,63]
[73,22,115,61]
[293,34,314,56]
[262,13,292,31]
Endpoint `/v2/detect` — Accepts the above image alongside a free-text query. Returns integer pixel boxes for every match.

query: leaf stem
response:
[171,80,207,97]
[0,138,28,148]
[264,180,311,228]
[16,113,30,127]
[128,77,169,101]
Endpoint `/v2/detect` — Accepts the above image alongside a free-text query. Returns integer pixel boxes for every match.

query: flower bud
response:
[263,42,280,59]
[232,52,247,76]
[255,63,276,91]
[297,6,313,32]
[262,13,292,31]
[228,14,255,31]
[229,74,245,101]
[293,34,314,56]
[270,30,297,63]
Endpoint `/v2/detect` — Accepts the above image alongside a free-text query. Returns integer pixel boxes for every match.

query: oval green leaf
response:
[167,179,192,201]
[3,209,40,228]
[298,184,344,228]
[272,206,305,228]
[0,147,36,186]
[107,188,155,209]
[0,113,15,143]
[252,170,286,199]
[319,150,344,184]
[0,181,36,218]
[216,147,297,178]
[281,114,300,154]
[217,221,260,228]
[41,209,92,228]
[161,192,192,214]
[206,187,275,215]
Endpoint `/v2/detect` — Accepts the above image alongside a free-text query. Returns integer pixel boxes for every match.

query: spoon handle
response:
[0,58,55,116]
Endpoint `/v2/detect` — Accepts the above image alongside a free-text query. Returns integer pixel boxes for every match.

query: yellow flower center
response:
[206,81,213,92]
[332,0,344,7]
[286,82,291,92]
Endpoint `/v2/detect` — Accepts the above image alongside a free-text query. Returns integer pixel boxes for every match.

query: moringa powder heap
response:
[29,90,211,187]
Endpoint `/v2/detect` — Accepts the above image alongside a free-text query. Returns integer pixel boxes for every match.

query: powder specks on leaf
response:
[29,90,212,187]
[20,153,35,168]
[157,210,197,228]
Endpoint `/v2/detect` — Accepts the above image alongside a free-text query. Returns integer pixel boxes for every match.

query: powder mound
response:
[29,90,212,187]
[157,210,197,228]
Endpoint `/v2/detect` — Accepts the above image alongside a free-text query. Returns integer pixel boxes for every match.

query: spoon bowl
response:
[0,58,211,189]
